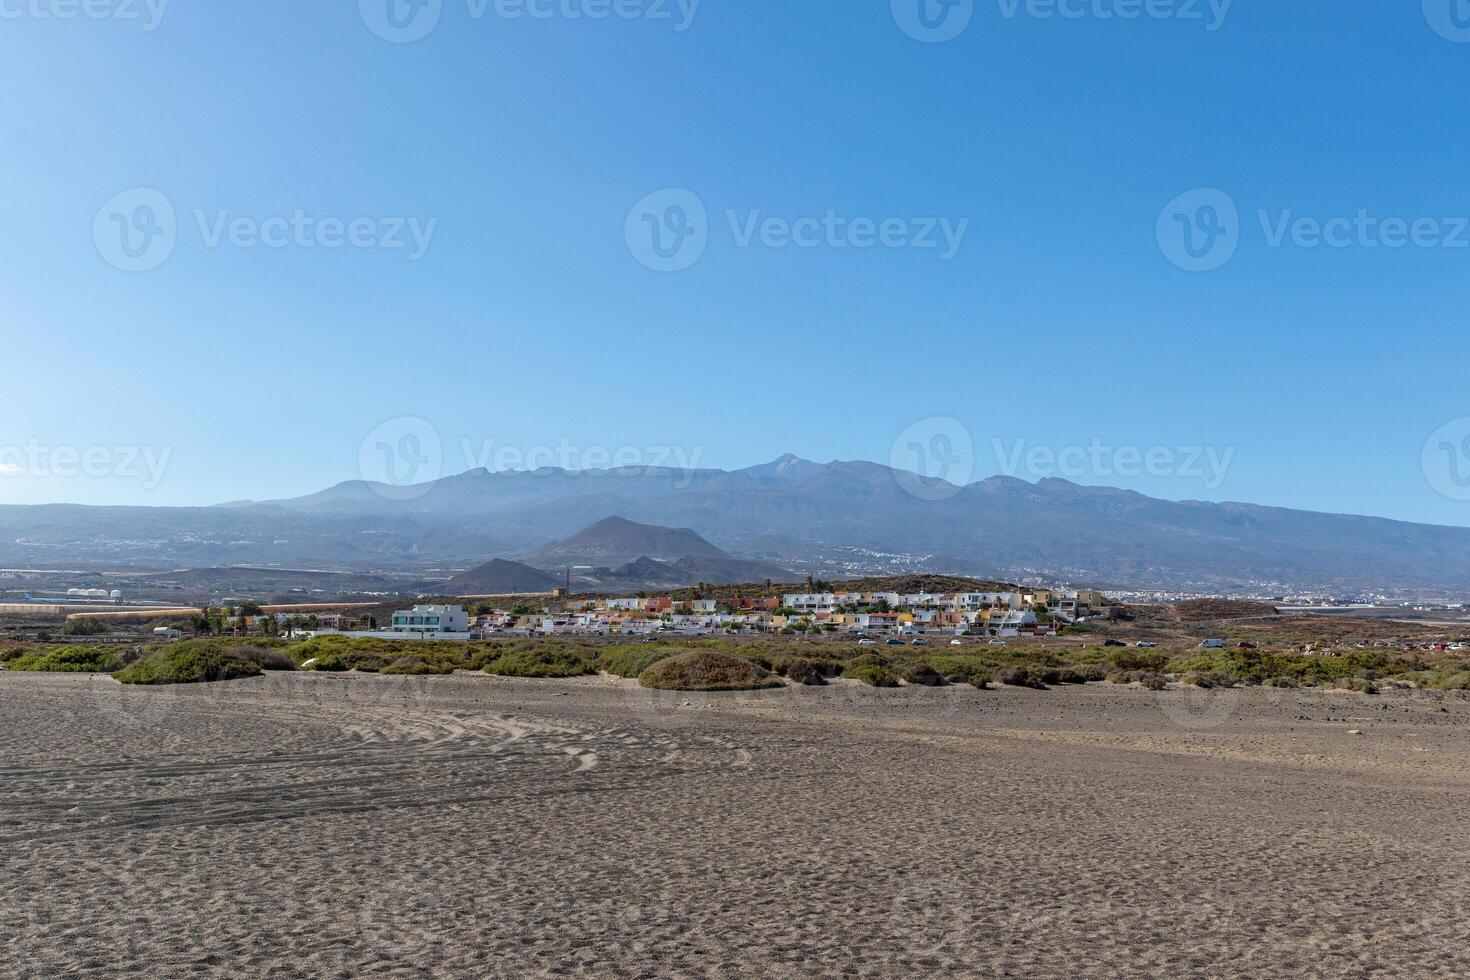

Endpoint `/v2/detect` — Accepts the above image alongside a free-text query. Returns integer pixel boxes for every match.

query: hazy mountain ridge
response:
[4,457,1470,594]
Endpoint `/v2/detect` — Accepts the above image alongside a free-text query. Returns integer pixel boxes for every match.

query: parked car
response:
[1200,639,1225,649]
[857,639,877,646]
[1104,639,1126,648]
[950,639,964,646]
[911,638,927,646]
[1134,641,1157,648]
[989,639,1007,647]
[1237,642,1257,650]
[885,639,905,646]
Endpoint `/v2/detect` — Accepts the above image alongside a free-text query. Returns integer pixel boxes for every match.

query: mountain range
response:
[444,518,794,594]
[3,455,1470,596]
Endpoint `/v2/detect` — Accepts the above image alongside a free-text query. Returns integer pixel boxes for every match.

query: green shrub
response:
[902,663,944,687]
[969,674,991,690]
[303,650,392,673]
[486,649,595,679]
[638,651,782,691]
[1422,669,1470,693]
[924,655,991,683]
[293,634,479,671]
[992,665,1046,689]
[1106,670,1167,690]
[844,664,899,688]
[599,647,677,679]
[1109,652,1170,673]
[843,653,892,673]
[785,658,828,686]
[1328,677,1379,695]
[113,645,262,685]
[381,656,456,675]
[7,646,125,673]
[60,619,110,636]
[227,645,297,671]
[1168,649,1391,687]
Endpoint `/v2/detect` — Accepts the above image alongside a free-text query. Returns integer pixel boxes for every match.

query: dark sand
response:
[2,671,1468,979]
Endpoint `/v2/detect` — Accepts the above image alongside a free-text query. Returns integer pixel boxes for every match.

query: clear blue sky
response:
[3,1,1469,525]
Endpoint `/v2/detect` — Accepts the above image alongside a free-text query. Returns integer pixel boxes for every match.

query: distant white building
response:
[783,593,838,612]
[390,604,469,635]
[993,610,1039,637]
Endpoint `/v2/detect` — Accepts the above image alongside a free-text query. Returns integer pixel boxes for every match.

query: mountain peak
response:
[740,453,822,482]
[531,516,729,565]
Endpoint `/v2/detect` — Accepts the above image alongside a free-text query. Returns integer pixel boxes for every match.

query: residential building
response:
[390,604,469,635]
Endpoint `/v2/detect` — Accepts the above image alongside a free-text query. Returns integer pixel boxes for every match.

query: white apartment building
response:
[390,604,469,635]
[955,592,1024,612]
[783,593,839,612]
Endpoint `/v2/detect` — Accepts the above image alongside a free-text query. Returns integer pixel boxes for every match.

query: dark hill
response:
[443,559,561,595]
[529,516,731,566]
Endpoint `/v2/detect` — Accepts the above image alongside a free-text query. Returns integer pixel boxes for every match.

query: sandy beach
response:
[3,671,1468,979]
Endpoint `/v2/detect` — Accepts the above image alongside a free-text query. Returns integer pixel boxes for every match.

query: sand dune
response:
[2,672,1468,978]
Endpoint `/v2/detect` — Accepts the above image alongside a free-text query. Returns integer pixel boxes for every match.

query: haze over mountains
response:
[4,455,1470,596]
[445,518,795,594]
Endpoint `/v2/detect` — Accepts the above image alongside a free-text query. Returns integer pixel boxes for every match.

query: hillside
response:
[528,517,730,566]
[7,456,1470,595]
[443,560,561,596]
